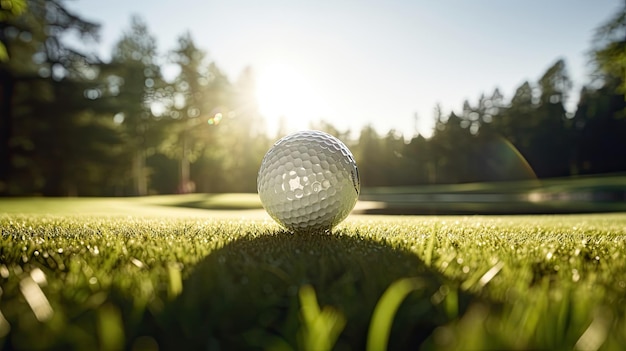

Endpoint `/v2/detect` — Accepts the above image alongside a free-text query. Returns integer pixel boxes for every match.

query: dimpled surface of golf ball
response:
[257,130,360,233]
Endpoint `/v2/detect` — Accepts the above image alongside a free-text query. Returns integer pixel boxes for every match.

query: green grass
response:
[1,197,626,350]
[364,173,626,195]
[361,174,626,214]
[1,193,263,215]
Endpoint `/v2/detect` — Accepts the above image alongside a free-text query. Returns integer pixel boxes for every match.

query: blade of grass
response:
[167,262,183,299]
[366,278,424,351]
[298,285,346,351]
[424,227,437,266]
[98,303,125,351]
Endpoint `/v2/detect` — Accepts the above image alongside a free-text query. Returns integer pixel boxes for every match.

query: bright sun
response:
[255,63,329,134]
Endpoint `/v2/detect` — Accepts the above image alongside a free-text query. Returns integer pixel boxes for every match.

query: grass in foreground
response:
[0,198,626,350]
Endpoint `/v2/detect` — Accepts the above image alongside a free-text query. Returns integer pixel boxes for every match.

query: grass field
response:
[361,174,626,214]
[1,195,626,350]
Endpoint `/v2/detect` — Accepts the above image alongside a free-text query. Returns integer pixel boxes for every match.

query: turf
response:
[1,197,625,350]
[361,174,626,214]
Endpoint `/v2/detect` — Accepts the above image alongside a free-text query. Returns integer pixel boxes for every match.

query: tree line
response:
[0,0,624,196]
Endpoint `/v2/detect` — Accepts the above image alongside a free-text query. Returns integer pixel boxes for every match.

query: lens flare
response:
[469,135,537,182]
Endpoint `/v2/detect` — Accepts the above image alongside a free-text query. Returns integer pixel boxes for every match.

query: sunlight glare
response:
[256,63,330,134]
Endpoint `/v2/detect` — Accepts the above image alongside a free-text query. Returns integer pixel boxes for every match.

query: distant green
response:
[1,197,625,350]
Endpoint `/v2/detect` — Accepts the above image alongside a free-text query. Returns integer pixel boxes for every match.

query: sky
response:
[68,0,621,139]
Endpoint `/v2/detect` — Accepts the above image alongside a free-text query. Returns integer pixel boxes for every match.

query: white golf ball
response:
[257,130,360,233]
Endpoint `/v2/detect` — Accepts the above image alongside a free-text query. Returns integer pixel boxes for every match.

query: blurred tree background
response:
[0,0,624,196]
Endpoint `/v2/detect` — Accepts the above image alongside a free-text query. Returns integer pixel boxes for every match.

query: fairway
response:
[1,197,626,350]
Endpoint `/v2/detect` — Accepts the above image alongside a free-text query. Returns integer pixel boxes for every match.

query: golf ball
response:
[257,130,360,233]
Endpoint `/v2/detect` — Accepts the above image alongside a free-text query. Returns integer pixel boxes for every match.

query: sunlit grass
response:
[0,193,263,216]
[1,198,625,350]
[367,277,424,351]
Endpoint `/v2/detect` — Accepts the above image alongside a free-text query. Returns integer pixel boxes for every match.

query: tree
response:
[209,67,270,192]
[531,59,573,177]
[353,125,385,186]
[573,79,626,174]
[382,130,411,185]
[405,134,432,184]
[163,32,232,193]
[592,3,626,96]
[0,0,27,60]
[430,112,476,183]
[0,0,120,195]
[0,0,28,192]
[501,81,535,147]
[569,4,626,175]
[107,16,165,195]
